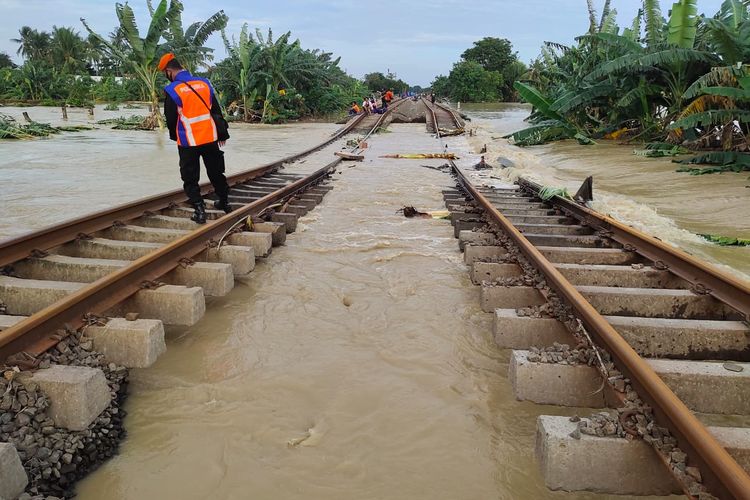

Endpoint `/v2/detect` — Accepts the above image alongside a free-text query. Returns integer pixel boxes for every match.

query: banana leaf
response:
[699,234,750,246]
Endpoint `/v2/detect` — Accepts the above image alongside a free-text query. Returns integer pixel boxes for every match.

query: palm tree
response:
[81,0,181,128]
[50,26,87,73]
[11,26,51,62]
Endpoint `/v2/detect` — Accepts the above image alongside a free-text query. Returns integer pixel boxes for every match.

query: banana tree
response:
[81,0,181,128]
[150,0,228,73]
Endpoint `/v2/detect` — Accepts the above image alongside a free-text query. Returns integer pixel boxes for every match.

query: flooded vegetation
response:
[460,102,750,277]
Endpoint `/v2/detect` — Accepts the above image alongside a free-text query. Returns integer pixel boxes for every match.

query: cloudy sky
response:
[0,0,726,86]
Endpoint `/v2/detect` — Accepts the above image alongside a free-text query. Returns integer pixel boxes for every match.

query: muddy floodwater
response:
[5,111,682,499]
[0,105,339,240]
[57,124,644,500]
[459,102,750,278]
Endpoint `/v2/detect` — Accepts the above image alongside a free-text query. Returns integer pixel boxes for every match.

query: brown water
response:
[65,124,645,499]
[459,103,750,278]
[0,105,340,240]
[4,111,670,499]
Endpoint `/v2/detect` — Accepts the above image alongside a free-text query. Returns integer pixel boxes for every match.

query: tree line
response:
[0,0,411,125]
[431,37,527,102]
[510,0,749,174]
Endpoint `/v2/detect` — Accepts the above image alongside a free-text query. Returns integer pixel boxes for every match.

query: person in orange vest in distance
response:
[349,101,361,116]
[159,53,231,224]
[385,89,394,103]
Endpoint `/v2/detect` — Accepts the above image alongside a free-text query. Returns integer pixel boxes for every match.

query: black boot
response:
[191,202,207,224]
[214,198,233,214]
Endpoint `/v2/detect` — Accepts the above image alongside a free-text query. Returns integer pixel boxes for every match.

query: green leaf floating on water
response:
[538,186,573,201]
[674,152,750,175]
[699,234,750,246]
[634,142,691,157]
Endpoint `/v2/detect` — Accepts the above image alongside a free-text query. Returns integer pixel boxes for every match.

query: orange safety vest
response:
[385,91,393,101]
[165,72,218,147]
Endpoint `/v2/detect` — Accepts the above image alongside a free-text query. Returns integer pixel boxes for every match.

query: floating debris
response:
[0,114,91,140]
[95,115,155,131]
[699,234,750,247]
[397,206,450,219]
[381,153,458,159]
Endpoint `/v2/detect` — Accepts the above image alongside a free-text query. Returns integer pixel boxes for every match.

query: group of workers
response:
[349,89,395,116]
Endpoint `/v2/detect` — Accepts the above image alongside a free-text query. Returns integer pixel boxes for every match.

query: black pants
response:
[178,142,229,205]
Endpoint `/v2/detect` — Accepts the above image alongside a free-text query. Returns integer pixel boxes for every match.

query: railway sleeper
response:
[535,415,750,495]
[271,212,298,233]
[454,220,487,238]
[556,263,688,289]
[106,285,205,327]
[163,206,224,221]
[515,223,592,236]
[492,308,750,361]
[464,244,507,265]
[100,225,185,245]
[55,235,255,277]
[490,201,551,210]
[0,275,205,327]
[538,246,642,266]
[472,263,523,285]
[480,285,546,312]
[458,230,498,251]
[252,221,287,246]
[84,317,166,368]
[578,285,740,320]
[510,349,750,415]
[523,233,619,248]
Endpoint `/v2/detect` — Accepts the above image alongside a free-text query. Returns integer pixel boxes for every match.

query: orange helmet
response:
[158,53,175,71]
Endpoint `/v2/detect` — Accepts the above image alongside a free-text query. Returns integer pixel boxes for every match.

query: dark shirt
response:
[164,71,222,142]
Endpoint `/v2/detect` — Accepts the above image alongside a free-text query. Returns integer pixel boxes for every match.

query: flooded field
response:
[0,105,340,240]
[459,102,750,278]
[1,108,705,499]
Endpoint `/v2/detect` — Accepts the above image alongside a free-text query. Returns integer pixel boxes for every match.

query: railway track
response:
[0,105,401,366]
[445,163,750,499]
[422,98,464,136]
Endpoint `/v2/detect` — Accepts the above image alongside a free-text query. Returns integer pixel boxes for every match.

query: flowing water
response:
[458,102,750,278]
[4,109,679,499]
[0,105,340,240]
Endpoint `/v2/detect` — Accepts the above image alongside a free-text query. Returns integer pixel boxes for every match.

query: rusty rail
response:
[433,101,463,129]
[452,162,750,500]
[0,101,411,362]
[0,112,368,268]
[517,177,750,322]
[0,160,340,361]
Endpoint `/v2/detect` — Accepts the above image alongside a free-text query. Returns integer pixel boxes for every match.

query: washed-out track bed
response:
[0,106,401,498]
[422,97,464,136]
[445,164,750,499]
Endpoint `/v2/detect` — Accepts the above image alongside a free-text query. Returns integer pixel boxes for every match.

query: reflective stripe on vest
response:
[166,75,218,147]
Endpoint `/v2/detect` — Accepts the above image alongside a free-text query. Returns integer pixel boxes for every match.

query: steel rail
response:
[433,101,463,129]
[0,159,341,361]
[516,177,750,322]
[420,97,441,136]
[452,162,750,500]
[0,112,368,268]
[0,102,405,362]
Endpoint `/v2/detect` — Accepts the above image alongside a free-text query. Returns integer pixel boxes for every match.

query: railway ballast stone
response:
[23,365,110,432]
[0,442,28,499]
[2,331,128,498]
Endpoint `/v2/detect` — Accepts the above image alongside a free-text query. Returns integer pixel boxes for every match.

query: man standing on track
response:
[159,53,232,225]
